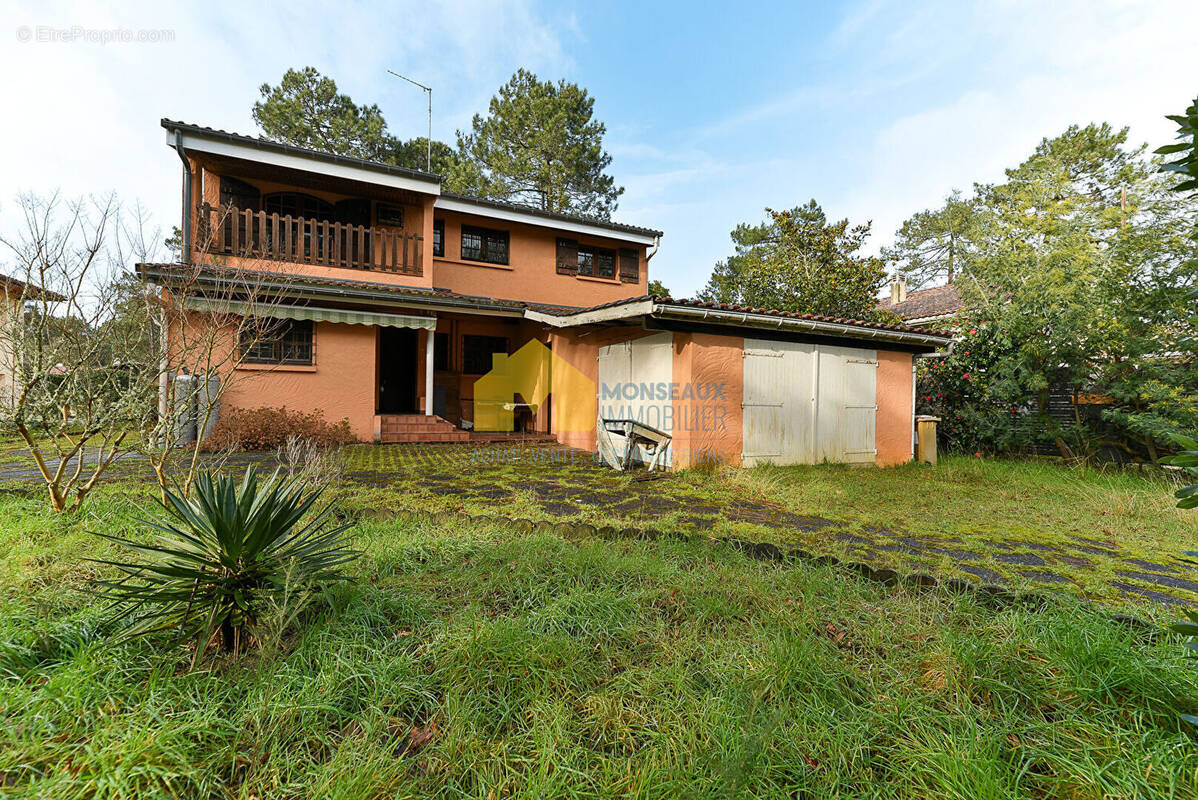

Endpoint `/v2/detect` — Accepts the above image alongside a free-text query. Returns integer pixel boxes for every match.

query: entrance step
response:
[376,414,470,444]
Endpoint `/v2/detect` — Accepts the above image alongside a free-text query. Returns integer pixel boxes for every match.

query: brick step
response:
[380,422,456,432]
[380,431,471,443]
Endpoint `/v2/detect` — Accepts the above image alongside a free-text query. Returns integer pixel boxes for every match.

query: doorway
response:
[378,327,419,414]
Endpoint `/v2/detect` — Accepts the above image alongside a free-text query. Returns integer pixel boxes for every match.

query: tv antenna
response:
[387,70,432,172]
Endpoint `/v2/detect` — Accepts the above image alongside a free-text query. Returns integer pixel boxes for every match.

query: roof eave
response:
[137,264,527,317]
[435,193,661,244]
[653,304,954,348]
[162,120,442,195]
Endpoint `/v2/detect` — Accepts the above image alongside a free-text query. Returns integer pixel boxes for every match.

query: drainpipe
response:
[645,235,660,262]
[173,131,191,263]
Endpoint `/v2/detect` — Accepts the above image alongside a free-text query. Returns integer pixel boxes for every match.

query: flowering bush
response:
[915,316,1026,454]
[201,406,356,452]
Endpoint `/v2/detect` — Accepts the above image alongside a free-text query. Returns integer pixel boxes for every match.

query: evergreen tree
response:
[253,67,456,173]
[451,69,623,218]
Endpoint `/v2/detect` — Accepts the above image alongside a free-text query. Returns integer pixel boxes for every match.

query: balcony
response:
[196,202,423,276]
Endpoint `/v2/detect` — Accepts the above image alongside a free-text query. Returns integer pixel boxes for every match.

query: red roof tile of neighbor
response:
[875,283,962,321]
[0,274,66,302]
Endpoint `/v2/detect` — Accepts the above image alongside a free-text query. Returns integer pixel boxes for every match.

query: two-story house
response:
[142,120,953,467]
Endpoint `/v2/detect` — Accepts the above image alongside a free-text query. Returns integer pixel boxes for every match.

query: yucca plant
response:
[91,468,357,667]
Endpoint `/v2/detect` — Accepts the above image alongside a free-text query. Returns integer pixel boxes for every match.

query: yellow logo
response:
[472,339,596,433]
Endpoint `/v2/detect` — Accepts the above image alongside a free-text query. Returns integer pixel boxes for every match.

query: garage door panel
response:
[598,333,673,466]
[743,339,814,466]
[817,347,877,463]
[744,339,876,466]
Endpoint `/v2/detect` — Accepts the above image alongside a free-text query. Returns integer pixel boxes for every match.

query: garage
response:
[536,296,951,469]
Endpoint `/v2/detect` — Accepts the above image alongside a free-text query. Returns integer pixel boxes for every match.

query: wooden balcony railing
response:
[196,202,422,276]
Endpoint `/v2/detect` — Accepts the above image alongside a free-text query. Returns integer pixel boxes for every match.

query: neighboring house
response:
[141,119,953,468]
[875,279,963,327]
[0,275,65,410]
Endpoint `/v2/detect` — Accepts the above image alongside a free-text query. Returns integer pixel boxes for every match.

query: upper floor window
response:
[263,192,333,222]
[219,176,260,210]
[461,225,509,265]
[597,249,616,279]
[240,319,314,366]
[577,245,595,276]
[433,219,445,257]
[557,239,619,279]
[376,203,404,227]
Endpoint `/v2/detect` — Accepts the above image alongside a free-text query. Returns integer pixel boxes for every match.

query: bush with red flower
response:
[915,314,1029,454]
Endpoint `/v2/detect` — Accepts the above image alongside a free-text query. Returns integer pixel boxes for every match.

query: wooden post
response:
[424,328,435,416]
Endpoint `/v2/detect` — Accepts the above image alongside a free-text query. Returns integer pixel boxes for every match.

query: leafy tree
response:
[253,67,455,173]
[882,190,976,287]
[916,123,1198,460]
[451,69,623,218]
[1156,95,1198,194]
[647,279,671,298]
[696,200,891,320]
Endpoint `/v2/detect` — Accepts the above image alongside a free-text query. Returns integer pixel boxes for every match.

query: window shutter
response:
[619,248,639,283]
[556,238,578,274]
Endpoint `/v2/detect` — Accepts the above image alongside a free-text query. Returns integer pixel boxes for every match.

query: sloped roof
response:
[136,263,581,316]
[162,119,441,183]
[876,283,962,321]
[0,274,66,302]
[162,119,662,239]
[546,294,954,338]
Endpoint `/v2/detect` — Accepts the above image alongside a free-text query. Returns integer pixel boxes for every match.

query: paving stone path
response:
[1,443,1193,607]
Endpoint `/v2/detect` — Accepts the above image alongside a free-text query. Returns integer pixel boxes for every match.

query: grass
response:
[325,446,1198,605]
[1,477,1198,798]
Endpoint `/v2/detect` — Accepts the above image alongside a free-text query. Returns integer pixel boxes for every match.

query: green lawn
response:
[1,455,1198,798]
[328,447,1198,606]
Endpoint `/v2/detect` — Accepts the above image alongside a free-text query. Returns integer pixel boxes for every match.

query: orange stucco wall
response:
[670,333,744,468]
[875,350,914,466]
[547,327,662,452]
[220,321,379,441]
[433,210,647,307]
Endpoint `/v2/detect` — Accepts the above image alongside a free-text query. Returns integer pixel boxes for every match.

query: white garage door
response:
[597,333,673,465]
[742,338,877,465]
[815,345,878,464]
[742,341,815,466]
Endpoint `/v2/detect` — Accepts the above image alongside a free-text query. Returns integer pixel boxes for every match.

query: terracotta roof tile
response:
[876,284,962,321]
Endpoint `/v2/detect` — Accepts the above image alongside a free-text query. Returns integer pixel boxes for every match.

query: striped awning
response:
[180,298,436,330]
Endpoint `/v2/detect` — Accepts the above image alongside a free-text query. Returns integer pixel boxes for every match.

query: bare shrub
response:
[201,406,355,453]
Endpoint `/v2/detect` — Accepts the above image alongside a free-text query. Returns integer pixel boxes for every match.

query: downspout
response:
[645,235,660,262]
[173,131,191,263]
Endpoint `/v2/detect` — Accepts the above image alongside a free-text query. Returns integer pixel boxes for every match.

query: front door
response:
[378,327,419,414]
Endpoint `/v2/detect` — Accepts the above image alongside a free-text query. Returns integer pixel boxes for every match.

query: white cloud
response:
[0,0,571,252]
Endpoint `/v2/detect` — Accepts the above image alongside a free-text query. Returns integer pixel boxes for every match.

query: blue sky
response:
[3,0,1196,296]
